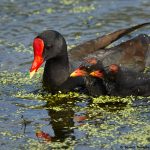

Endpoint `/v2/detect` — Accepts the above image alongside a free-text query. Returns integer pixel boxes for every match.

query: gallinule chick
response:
[90,63,150,97]
[29,23,150,93]
[70,33,150,96]
[70,61,107,96]
[71,61,150,97]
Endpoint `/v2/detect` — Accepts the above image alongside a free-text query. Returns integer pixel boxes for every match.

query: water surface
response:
[0,0,150,149]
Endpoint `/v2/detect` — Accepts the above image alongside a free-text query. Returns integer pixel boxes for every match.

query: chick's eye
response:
[99,70,103,73]
[79,66,86,71]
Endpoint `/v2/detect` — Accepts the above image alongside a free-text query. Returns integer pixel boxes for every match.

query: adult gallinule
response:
[82,34,150,72]
[30,23,150,93]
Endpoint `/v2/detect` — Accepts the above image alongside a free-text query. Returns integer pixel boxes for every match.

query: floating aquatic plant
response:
[70,5,95,13]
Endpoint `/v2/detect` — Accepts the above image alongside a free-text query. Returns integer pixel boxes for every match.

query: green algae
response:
[93,95,133,104]
[45,8,55,14]
[0,71,39,86]
[14,43,32,54]
[144,66,150,73]
[0,130,25,142]
[1,71,77,117]
[68,44,76,50]
[70,5,95,13]
[0,39,33,54]
[75,103,150,149]
[60,0,79,5]
[25,137,75,150]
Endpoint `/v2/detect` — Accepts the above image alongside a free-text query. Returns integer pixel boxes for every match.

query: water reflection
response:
[44,97,88,142]
[32,95,129,143]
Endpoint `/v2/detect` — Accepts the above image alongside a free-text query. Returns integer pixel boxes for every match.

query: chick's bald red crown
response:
[70,60,120,79]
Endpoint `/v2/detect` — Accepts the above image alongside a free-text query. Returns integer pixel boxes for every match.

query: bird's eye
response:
[46,44,53,49]
[79,66,85,70]
[99,70,103,73]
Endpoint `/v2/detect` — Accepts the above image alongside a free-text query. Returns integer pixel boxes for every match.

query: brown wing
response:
[102,34,150,72]
[69,22,150,61]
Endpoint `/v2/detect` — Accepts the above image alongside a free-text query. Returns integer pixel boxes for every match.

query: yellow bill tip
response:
[70,71,76,77]
[89,72,95,76]
[89,71,104,78]
[30,70,36,79]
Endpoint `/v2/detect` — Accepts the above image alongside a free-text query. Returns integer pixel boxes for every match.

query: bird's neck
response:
[85,76,107,96]
[42,51,70,92]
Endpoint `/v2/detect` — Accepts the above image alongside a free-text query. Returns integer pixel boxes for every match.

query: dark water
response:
[0,0,150,149]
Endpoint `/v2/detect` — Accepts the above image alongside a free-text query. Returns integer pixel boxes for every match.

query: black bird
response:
[29,23,150,94]
[101,64,150,97]
[71,61,150,97]
[70,61,107,96]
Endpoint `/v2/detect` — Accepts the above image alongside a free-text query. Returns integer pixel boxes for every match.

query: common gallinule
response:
[90,64,150,97]
[30,23,150,93]
[70,33,150,96]
[71,61,150,97]
[82,34,150,72]
[70,61,107,96]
